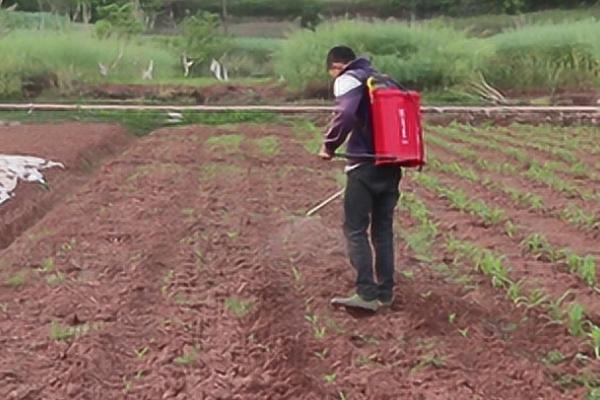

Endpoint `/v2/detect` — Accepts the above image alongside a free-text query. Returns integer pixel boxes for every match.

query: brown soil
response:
[0,122,596,399]
[0,123,130,250]
[81,82,290,105]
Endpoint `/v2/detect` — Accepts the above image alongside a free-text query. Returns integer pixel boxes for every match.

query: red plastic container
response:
[369,86,425,167]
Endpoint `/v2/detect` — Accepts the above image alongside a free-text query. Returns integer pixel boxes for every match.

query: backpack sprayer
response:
[306,75,426,216]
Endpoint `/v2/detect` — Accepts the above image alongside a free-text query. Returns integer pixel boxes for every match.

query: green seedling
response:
[587,325,600,359]
[225,297,253,318]
[339,392,348,400]
[546,290,572,322]
[314,349,329,360]
[134,346,150,360]
[561,204,597,230]
[253,136,280,156]
[323,373,337,384]
[305,313,319,325]
[6,270,27,287]
[579,256,598,287]
[568,303,586,337]
[458,328,469,338]
[50,321,90,341]
[543,350,566,365]
[60,239,76,254]
[356,353,378,366]
[506,279,524,303]
[291,266,302,283]
[401,270,415,279]
[314,326,327,340]
[205,134,244,154]
[174,346,198,366]
[516,288,549,310]
[411,354,445,374]
[504,221,518,238]
[46,272,65,286]
[448,313,457,324]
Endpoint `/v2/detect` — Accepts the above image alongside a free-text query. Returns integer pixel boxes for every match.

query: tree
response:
[95,2,143,39]
[180,11,231,76]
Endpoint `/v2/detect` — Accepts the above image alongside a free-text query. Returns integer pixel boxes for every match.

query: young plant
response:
[588,325,600,360]
[568,303,586,337]
[225,297,253,318]
[174,346,198,366]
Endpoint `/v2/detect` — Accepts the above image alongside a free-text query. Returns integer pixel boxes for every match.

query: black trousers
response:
[344,163,402,301]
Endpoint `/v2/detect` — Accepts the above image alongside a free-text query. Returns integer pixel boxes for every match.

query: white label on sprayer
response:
[399,109,409,144]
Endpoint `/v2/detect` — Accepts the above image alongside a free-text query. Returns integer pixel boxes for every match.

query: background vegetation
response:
[0,0,598,102]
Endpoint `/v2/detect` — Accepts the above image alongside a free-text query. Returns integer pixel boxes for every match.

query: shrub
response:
[275,19,487,91]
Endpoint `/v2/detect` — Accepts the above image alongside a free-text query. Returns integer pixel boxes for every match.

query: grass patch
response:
[205,134,244,154]
[225,297,253,318]
[5,270,28,287]
[252,136,280,156]
[49,321,91,341]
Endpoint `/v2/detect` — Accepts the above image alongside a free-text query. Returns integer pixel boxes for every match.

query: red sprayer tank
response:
[368,77,425,167]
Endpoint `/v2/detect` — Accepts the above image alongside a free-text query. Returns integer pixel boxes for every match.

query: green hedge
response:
[275,20,487,91]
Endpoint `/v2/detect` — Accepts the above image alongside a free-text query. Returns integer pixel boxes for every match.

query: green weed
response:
[49,321,90,341]
[174,346,198,366]
[225,297,253,318]
[253,136,280,156]
[5,270,28,287]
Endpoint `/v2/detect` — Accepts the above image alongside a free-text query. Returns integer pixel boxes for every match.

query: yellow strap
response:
[367,77,376,92]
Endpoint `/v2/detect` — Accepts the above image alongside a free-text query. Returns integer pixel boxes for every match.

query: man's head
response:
[326,46,356,78]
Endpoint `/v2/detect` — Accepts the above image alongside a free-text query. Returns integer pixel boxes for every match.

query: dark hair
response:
[326,46,356,69]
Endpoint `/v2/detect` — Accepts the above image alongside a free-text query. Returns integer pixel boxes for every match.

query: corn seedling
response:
[516,288,549,310]
[588,325,600,359]
[411,354,446,374]
[323,373,337,384]
[134,346,150,360]
[225,297,253,318]
[46,272,65,286]
[504,221,519,238]
[448,313,457,324]
[546,290,572,322]
[314,349,329,360]
[39,257,55,273]
[458,328,469,337]
[506,279,525,303]
[5,270,28,287]
[174,346,198,366]
[568,303,586,337]
[291,266,302,283]
[543,350,566,365]
[560,204,598,231]
[50,321,90,341]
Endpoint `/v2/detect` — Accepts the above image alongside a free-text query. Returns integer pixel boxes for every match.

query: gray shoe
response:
[331,294,379,312]
[378,295,395,308]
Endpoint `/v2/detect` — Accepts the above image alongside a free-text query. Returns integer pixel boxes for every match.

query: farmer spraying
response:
[319,46,424,312]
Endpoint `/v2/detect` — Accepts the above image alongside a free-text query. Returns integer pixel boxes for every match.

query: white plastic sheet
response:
[0,155,64,205]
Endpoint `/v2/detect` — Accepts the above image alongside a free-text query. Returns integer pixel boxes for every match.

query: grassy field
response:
[0,7,599,101]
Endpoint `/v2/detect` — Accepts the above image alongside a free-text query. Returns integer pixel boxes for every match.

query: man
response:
[319,46,402,312]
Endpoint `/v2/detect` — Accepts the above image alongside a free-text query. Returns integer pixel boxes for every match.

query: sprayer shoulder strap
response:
[370,73,408,91]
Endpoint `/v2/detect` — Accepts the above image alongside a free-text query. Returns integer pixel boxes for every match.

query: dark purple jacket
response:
[324,58,377,166]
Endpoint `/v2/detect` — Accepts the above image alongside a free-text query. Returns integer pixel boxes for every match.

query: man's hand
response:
[318,145,333,161]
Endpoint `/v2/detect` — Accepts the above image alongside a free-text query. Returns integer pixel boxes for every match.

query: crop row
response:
[400,191,600,361]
